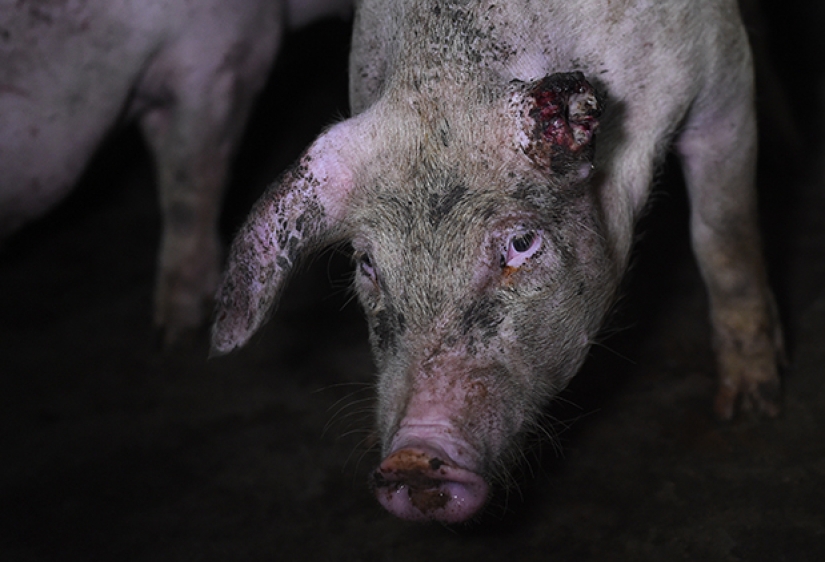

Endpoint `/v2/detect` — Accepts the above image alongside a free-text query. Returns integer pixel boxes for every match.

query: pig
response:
[211,0,786,523]
[0,0,350,345]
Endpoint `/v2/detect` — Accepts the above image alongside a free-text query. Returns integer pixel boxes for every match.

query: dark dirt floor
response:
[2,7,825,562]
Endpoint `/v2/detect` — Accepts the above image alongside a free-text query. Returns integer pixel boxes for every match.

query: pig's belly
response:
[0,94,119,236]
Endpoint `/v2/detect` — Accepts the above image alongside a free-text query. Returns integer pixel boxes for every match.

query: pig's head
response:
[212,72,619,523]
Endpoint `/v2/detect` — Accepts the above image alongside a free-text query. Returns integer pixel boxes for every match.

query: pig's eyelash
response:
[504,230,542,268]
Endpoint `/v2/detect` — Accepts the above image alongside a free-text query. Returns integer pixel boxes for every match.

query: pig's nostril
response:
[372,447,490,523]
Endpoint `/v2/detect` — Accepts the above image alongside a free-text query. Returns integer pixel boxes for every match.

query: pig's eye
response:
[504,230,542,268]
[358,253,377,282]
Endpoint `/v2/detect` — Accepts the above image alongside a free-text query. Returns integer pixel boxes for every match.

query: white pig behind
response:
[0,0,351,344]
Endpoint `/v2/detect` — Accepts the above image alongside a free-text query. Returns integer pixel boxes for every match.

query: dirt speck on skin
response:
[2,9,825,562]
[374,450,452,513]
[410,487,451,513]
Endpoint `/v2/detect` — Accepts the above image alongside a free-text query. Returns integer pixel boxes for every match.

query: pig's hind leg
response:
[137,25,281,346]
[675,73,785,420]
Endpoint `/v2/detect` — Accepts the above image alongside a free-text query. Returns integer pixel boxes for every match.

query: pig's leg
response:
[676,87,784,420]
[138,33,280,346]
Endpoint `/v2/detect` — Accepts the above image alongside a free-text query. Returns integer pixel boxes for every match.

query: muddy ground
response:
[2,6,824,562]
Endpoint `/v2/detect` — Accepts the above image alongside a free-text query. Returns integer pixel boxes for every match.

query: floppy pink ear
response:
[515,71,603,175]
[211,120,361,354]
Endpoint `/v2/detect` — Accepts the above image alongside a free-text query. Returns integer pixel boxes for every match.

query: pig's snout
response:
[372,443,489,523]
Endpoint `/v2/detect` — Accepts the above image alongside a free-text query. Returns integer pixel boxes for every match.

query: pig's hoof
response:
[712,310,785,420]
[714,377,782,421]
[154,295,213,349]
[372,447,489,523]
[155,321,199,350]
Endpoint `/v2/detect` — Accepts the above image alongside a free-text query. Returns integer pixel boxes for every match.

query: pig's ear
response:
[513,71,603,176]
[211,120,361,355]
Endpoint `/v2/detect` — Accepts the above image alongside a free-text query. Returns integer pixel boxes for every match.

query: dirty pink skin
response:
[374,443,489,523]
[212,0,785,524]
[0,0,350,345]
